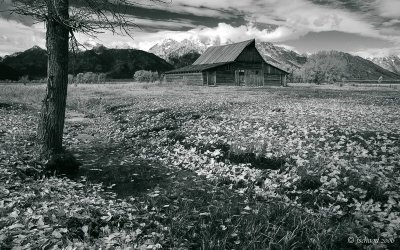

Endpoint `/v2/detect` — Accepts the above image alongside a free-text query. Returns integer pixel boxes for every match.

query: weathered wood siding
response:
[207,62,284,86]
[264,74,282,86]
[236,46,265,63]
[264,64,285,75]
[164,73,203,85]
[216,70,235,85]
[202,72,207,84]
[231,62,263,70]
[244,69,264,86]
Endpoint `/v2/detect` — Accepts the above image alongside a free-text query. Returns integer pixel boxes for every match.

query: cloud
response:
[376,0,400,18]
[0,19,45,55]
[128,17,198,31]
[352,46,400,58]
[0,0,37,26]
[74,22,300,52]
[1,0,400,56]
[139,0,400,44]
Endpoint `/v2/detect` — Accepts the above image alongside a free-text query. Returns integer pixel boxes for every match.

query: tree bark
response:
[37,0,69,157]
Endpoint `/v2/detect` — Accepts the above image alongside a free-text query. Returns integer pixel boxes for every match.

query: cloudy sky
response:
[0,0,400,57]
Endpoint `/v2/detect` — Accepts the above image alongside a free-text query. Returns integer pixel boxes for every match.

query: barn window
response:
[255,70,259,75]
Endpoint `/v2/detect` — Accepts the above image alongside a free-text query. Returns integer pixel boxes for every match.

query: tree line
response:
[290,51,399,84]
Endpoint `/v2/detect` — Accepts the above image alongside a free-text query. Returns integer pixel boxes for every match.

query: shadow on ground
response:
[70,143,180,198]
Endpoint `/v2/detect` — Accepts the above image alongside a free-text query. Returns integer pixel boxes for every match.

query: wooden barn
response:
[163,39,289,86]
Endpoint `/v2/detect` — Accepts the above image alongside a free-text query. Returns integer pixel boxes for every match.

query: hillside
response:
[70,46,173,79]
[2,46,47,80]
[370,55,400,75]
[166,51,201,69]
[1,46,173,80]
[0,62,20,81]
[256,42,307,71]
[296,51,400,83]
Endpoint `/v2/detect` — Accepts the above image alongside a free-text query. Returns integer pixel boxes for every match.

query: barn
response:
[163,39,289,86]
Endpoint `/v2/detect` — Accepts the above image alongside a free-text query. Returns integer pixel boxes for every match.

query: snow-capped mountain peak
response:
[148,38,207,62]
[369,55,400,75]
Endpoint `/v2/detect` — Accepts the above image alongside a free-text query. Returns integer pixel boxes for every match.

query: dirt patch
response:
[191,142,286,170]
[0,103,12,109]
[105,104,132,115]
[139,108,170,116]
[79,160,170,197]
[71,142,179,198]
[0,102,30,111]
[228,152,286,170]
[65,111,91,123]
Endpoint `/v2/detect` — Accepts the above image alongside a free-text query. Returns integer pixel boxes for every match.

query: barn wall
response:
[264,64,285,75]
[216,70,235,85]
[164,73,204,85]
[245,69,264,86]
[210,62,286,86]
[236,46,265,63]
[164,60,287,86]
[202,72,207,84]
[231,62,263,70]
[264,74,282,86]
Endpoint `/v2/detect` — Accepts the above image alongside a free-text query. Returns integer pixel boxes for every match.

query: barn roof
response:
[165,62,229,74]
[192,39,255,65]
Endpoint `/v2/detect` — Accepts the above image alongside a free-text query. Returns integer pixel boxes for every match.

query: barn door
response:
[236,70,245,85]
[208,71,216,85]
[255,69,264,86]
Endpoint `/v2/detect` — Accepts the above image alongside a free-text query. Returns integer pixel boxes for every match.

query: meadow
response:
[0,82,399,249]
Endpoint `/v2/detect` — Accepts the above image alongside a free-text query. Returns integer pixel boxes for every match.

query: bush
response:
[133,70,159,82]
[68,74,74,85]
[70,72,107,84]
[295,51,349,84]
[19,75,29,85]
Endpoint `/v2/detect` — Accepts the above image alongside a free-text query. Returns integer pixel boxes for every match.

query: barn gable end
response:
[164,39,289,86]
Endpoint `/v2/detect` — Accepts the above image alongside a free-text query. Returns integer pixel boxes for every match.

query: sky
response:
[0,0,400,58]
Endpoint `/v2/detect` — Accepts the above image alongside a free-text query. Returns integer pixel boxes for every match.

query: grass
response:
[1,82,399,249]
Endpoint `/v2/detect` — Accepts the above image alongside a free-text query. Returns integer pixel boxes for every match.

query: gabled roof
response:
[165,62,229,74]
[193,39,255,65]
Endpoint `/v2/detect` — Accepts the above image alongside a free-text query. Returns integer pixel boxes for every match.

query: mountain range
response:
[1,46,173,80]
[370,55,400,75]
[1,46,48,80]
[0,62,20,81]
[149,38,399,79]
[256,42,307,72]
[337,52,399,80]
[298,51,400,82]
[1,39,399,81]
[149,39,207,63]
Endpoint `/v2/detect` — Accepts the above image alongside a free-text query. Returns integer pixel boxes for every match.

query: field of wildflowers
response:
[1,83,399,249]
[110,84,400,247]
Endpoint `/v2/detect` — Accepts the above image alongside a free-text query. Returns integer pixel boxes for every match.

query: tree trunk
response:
[37,0,69,157]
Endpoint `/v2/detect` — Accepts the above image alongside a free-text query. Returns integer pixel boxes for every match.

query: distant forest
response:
[0,46,174,80]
